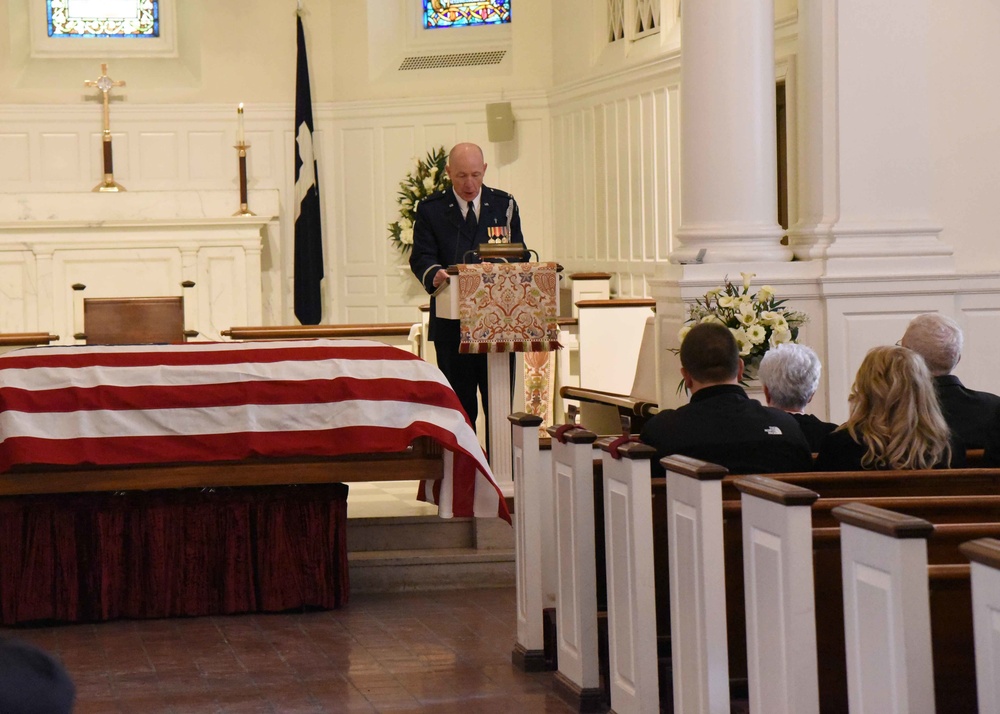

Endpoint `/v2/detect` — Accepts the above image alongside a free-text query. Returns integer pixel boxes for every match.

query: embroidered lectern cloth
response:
[457,262,560,353]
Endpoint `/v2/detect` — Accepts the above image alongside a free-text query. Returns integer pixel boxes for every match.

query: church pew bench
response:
[959,537,1000,713]
[511,429,1000,711]
[735,475,990,714]
[718,463,1000,502]
[666,461,997,714]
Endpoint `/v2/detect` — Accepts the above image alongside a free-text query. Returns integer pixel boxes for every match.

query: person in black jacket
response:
[816,345,964,471]
[0,638,75,714]
[901,313,1000,449]
[757,343,836,452]
[640,322,813,476]
[408,142,525,434]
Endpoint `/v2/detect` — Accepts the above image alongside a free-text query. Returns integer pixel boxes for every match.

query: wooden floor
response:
[3,587,578,714]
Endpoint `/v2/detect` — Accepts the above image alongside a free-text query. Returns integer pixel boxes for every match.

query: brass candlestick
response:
[233,103,254,216]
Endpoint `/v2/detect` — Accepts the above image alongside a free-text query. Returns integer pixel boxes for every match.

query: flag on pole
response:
[294,11,323,325]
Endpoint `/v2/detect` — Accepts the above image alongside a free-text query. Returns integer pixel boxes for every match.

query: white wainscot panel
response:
[199,247,249,340]
[89,132,130,182]
[346,275,378,295]
[956,306,1000,395]
[189,132,227,181]
[386,305,420,324]
[0,134,30,182]
[341,128,377,265]
[827,308,922,422]
[346,306,379,323]
[138,133,180,180]
[246,131,273,181]
[0,256,31,332]
[40,133,81,181]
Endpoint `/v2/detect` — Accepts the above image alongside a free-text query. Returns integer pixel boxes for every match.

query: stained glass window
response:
[47,0,159,38]
[423,1,511,30]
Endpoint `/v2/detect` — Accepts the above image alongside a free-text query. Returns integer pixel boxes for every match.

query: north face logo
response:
[764,426,783,435]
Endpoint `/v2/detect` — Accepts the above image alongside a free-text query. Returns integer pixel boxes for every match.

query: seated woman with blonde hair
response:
[816,345,965,470]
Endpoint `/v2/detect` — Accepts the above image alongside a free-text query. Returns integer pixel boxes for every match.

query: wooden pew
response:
[834,502,939,713]
[546,423,603,710]
[959,537,1000,712]
[735,476,990,714]
[509,412,548,671]
[664,460,1000,714]
[597,437,660,713]
[511,431,1000,710]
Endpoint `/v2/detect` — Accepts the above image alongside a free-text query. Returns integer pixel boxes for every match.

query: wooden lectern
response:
[434,259,560,493]
[82,296,187,345]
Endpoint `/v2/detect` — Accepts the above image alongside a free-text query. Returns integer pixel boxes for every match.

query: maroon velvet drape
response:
[0,484,349,625]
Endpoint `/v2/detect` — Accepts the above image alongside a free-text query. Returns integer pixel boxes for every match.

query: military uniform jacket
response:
[409,186,525,342]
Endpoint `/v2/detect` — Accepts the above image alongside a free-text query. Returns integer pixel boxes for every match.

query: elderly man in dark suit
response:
[409,142,525,433]
[901,313,1000,449]
[640,322,814,476]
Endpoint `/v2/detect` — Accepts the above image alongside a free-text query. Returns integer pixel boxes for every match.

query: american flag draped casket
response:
[0,339,509,523]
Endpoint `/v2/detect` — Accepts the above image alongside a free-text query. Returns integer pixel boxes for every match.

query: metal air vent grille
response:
[398,50,507,71]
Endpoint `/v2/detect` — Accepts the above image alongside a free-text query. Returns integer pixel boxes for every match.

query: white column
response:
[789,0,952,275]
[672,0,788,264]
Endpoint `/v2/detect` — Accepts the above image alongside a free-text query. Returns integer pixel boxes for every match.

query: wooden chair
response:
[81,296,187,345]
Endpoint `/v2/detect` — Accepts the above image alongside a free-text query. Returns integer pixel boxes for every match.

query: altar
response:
[0,190,278,342]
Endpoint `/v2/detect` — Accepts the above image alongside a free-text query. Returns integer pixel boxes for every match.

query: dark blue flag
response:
[294,13,323,325]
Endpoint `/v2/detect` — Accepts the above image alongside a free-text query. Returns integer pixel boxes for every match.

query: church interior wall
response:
[927,0,1000,275]
[1,0,999,409]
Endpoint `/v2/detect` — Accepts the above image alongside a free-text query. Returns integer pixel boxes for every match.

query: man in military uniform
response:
[409,142,526,434]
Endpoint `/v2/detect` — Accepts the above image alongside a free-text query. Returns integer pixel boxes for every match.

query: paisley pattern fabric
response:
[457,262,560,354]
[523,349,556,437]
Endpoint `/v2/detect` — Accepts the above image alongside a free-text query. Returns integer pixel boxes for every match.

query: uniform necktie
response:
[466,201,478,232]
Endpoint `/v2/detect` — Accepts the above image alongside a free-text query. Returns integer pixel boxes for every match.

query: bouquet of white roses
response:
[679,272,809,379]
[388,147,451,254]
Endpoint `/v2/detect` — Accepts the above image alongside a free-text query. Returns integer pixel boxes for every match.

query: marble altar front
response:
[0,190,278,342]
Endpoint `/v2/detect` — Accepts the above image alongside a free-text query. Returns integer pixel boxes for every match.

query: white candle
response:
[237,103,245,144]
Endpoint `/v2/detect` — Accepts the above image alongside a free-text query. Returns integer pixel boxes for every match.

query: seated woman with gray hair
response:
[758,343,837,452]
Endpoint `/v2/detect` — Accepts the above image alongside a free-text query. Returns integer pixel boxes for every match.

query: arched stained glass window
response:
[47,0,159,38]
[423,0,511,29]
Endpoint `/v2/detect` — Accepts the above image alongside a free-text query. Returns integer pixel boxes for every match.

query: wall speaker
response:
[486,102,515,143]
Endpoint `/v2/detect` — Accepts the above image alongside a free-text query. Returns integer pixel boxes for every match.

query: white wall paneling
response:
[550,82,676,298]
[0,97,548,331]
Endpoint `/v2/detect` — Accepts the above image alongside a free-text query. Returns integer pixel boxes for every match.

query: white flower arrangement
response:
[678,272,809,379]
[388,147,452,254]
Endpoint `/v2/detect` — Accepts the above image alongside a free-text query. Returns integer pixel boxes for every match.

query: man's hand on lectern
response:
[432,269,449,289]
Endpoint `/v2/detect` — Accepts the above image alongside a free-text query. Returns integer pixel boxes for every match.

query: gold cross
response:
[85,63,125,136]
[84,63,126,191]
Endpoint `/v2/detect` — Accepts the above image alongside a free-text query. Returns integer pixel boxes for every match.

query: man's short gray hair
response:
[900,313,962,376]
[758,343,822,411]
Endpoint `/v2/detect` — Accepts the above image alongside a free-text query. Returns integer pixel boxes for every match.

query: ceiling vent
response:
[398,50,507,71]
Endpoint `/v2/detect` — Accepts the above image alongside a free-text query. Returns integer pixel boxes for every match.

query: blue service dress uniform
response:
[409,185,526,431]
